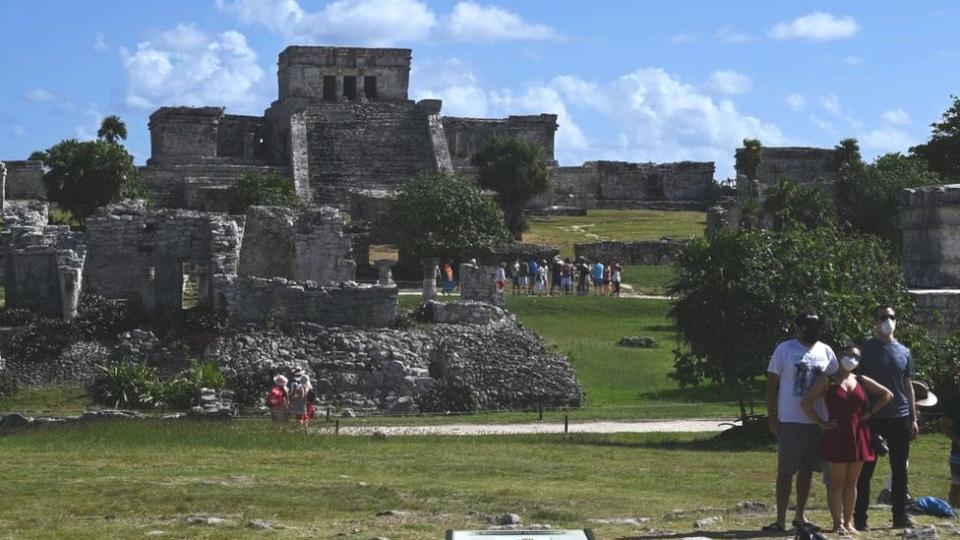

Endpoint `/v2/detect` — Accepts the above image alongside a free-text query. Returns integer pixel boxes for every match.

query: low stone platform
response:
[909,288,960,340]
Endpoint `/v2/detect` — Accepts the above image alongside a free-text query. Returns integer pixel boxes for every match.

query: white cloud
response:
[24,89,64,103]
[445,2,561,42]
[818,93,863,130]
[843,55,863,66]
[120,24,266,114]
[74,106,104,141]
[708,70,752,95]
[809,114,834,132]
[860,126,916,154]
[218,0,436,45]
[490,85,588,152]
[770,12,860,42]
[10,124,26,138]
[94,32,109,52]
[669,32,697,44]
[411,57,490,117]
[716,26,756,43]
[785,93,806,112]
[881,108,911,126]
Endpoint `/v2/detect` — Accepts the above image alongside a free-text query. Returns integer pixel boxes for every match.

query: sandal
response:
[762,522,788,532]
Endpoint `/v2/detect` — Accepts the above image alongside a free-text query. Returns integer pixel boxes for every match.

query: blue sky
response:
[1,0,958,178]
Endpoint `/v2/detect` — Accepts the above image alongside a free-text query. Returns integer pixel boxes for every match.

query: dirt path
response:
[320,419,739,436]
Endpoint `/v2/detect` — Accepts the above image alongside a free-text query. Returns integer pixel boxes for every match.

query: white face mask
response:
[880,318,896,336]
[840,356,860,371]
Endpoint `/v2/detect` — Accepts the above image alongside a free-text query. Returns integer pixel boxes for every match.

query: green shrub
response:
[91,361,162,409]
[0,308,39,327]
[6,317,80,364]
[0,372,18,400]
[227,172,305,215]
[224,369,269,412]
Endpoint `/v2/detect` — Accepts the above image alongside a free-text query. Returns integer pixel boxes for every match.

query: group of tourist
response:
[496,256,624,297]
[267,368,316,429]
[765,305,943,536]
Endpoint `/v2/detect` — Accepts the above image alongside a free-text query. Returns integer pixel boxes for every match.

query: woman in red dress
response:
[801,346,893,536]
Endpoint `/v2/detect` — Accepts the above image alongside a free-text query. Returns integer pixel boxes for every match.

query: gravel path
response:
[322,419,739,436]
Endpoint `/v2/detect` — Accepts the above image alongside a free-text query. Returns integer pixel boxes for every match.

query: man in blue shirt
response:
[854,305,918,530]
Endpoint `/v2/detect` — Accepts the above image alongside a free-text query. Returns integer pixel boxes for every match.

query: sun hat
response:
[274,374,288,386]
[913,380,938,408]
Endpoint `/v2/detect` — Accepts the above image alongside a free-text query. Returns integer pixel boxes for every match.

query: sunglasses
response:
[878,314,896,321]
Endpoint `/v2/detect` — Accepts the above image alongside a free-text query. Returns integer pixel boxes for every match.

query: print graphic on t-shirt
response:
[793,354,824,397]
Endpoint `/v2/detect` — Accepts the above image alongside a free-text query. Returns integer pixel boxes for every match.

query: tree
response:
[911,95,960,182]
[42,138,146,223]
[375,170,511,262]
[833,138,863,171]
[471,137,551,239]
[226,172,305,215]
[835,153,943,249]
[668,227,912,420]
[761,179,836,231]
[97,115,128,145]
[28,150,48,163]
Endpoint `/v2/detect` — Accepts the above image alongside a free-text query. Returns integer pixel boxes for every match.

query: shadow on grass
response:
[620,530,791,540]
[555,424,776,452]
[642,324,677,333]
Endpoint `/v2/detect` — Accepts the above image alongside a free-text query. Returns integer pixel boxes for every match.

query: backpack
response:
[795,524,828,540]
[909,496,956,518]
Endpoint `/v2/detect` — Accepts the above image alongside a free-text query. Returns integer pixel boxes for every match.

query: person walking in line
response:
[763,312,838,533]
[801,346,893,535]
[576,257,590,295]
[527,258,539,295]
[536,260,548,295]
[561,259,573,295]
[267,374,289,427]
[495,262,507,292]
[854,305,920,530]
[551,257,562,296]
[591,259,604,295]
[296,373,314,428]
[288,373,307,430]
[602,261,612,296]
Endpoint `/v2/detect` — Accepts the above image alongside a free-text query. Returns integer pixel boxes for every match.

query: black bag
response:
[796,524,828,540]
[871,431,889,457]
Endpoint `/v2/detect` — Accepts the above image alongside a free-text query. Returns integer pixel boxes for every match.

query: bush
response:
[0,308,39,327]
[224,369,270,412]
[227,172,305,215]
[417,380,477,413]
[160,360,226,410]
[75,294,144,340]
[0,372,18,400]
[6,317,80,364]
[91,361,162,409]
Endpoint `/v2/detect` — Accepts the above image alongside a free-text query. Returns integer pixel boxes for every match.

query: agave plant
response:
[90,361,161,409]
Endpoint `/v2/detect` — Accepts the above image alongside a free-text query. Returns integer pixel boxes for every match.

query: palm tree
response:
[97,115,127,144]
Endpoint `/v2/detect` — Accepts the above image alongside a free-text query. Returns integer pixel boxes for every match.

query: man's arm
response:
[905,375,919,439]
[766,372,780,436]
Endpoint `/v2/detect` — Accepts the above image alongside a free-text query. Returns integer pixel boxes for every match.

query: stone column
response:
[141,265,157,312]
[336,76,345,102]
[0,161,6,214]
[422,257,439,301]
[58,260,83,323]
[900,184,960,288]
[375,260,395,286]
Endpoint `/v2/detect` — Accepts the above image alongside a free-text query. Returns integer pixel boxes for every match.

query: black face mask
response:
[800,327,820,343]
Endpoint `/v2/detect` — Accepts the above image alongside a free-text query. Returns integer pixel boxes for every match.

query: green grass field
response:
[0,420,952,539]
[523,209,705,259]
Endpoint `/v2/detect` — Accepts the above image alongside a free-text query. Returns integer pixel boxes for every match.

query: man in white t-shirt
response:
[763,312,838,533]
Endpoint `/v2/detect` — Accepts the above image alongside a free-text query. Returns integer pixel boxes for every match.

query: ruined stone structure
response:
[3,223,85,320]
[573,239,686,266]
[541,160,717,210]
[900,184,960,338]
[735,146,841,187]
[2,160,45,200]
[459,263,504,307]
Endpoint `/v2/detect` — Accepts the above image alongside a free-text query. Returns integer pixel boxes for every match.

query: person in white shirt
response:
[763,312,839,533]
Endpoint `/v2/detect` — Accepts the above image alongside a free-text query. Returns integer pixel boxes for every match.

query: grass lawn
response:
[0,420,953,539]
[523,209,705,260]
[621,265,675,296]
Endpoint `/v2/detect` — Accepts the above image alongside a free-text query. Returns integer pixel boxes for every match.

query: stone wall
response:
[226,276,396,328]
[545,160,716,209]
[148,107,225,166]
[459,263,504,306]
[140,163,291,210]
[3,224,86,320]
[84,201,243,312]
[900,184,960,288]
[910,289,960,340]
[443,114,558,168]
[736,147,840,186]
[3,160,45,200]
[238,206,295,278]
[574,239,686,265]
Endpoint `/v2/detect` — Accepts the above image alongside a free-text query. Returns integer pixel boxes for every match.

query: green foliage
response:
[471,137,551,238]
[418,380,476,413]
[833,138,863,171]
[0,372,18,400]
[836,153,944,248]
[97,115,128,145]
[27,150,48,163]
[911,95,960,182]
[91,361,162,409]
[226,172,305,215]
[91,358,225,411]
[668,227,912,418]
[736,138,763,183]
[760,179,836,231]
[907,329,960,400]
[375,170,511,261]
[41,138,146,222]
[5,317,80,365]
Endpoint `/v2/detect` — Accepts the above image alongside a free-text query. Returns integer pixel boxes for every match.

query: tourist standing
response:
[801,346,892,535]
[517,259,528,294]
[495,262,507,291]
[536,260,548,294]
[576,257,590,295]
[561,259,573,295]
[527,258,539,295]
[602,262,612,295]
[296,374,314,428]
[763,312,838,533]
[854,306,919,530]
[512,259,522,295]
[268,375,289,426]
[591,259,604,295]
[288,374,307,429]
[611,259,622,297]
[551,257,562,295]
